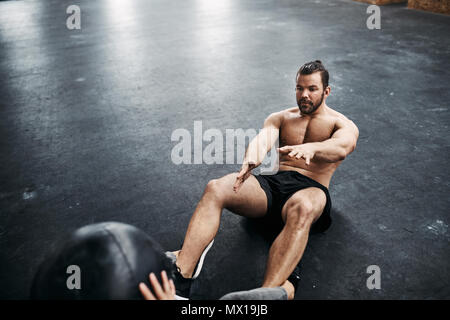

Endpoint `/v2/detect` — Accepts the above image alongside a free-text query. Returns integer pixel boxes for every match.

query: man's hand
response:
[139,270,175,300]
[233,162,256,193]
[278,144,316,165]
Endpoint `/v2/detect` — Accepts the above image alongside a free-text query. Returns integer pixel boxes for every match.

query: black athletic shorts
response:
[253,170,332,233]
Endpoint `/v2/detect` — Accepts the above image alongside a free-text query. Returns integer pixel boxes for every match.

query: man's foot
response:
[281,280,295,300]
[166,239,214,299]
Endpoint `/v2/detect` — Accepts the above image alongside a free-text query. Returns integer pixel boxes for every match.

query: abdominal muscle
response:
[278,156,340,188]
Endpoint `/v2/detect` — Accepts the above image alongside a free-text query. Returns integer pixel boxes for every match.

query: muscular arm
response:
[242,112,282,167]
[233,112,282,192]
[310,118,359,162]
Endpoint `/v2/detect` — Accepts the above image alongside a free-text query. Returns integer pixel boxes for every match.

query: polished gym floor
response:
[0,0,449,299]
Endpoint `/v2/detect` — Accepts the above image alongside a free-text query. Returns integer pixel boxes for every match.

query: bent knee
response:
[204,178,223,198]
[205,178,219,192]
[206,173,238,192]
[204,176,235,202]
[284,200,315,229]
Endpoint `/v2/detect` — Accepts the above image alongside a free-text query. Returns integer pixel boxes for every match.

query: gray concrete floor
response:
[0,0,449,299]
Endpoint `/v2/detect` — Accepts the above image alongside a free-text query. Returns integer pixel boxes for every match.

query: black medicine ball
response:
[30,222,174,300]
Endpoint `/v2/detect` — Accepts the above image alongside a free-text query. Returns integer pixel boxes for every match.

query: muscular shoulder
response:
[272,107,300,122]
[268,107,297,118]
[264,107,295,128]
[327,107,359,137]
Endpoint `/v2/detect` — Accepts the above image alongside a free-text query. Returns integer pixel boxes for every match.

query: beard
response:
[298,91,325,115]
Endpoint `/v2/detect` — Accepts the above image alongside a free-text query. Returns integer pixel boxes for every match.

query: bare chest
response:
[279,116,335,147]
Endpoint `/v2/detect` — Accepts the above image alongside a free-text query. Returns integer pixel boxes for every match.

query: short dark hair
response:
[296,60,329,90]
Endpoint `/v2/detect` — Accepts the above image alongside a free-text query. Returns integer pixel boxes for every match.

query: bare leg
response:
[262,221,311,287]
[176,173,268,278]
[262,188,326,287]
